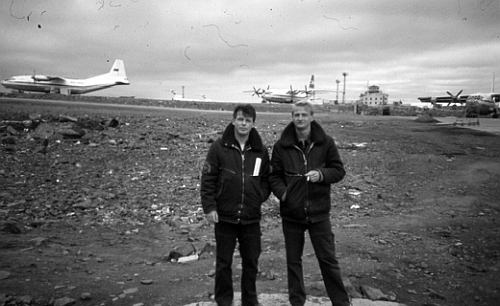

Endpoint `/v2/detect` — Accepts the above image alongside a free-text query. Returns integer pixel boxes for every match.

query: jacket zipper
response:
[233,144,250,222]
[293,142,315,219]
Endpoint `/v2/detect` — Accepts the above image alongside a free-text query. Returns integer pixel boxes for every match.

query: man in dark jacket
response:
[201,104,271,306]
[269,102,350,306]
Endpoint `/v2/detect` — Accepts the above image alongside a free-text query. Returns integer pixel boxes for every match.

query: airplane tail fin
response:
[305,75,315,98]
[309,75,315,90]
[109,59,128,80]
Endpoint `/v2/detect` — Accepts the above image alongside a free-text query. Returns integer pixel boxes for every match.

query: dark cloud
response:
[1,0,499,104]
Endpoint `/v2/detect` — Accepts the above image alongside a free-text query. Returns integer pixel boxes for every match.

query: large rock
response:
[57,123,86,138]
[32,122,86,139]
[167,243,197,261]
[53,297,77,306]
[360,285,389,301]
[32,123,56,139]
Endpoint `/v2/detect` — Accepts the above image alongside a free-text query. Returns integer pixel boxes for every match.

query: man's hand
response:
[206,210,219,223]
[305,170,321,183]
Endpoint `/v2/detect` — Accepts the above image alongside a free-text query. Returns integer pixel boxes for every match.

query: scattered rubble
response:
[1,103,499,306]
[182,292,408,306]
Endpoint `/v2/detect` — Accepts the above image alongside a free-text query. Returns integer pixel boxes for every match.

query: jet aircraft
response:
[0,59,129,95]
[246,75,331,104]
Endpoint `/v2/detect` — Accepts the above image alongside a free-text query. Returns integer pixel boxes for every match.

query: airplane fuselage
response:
[260,91,309,104]
[465,93,500,116]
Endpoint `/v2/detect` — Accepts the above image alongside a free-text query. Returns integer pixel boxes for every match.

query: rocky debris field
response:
[0,99,499,306]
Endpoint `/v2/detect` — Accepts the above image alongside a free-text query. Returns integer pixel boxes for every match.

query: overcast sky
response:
[1,0,499,105]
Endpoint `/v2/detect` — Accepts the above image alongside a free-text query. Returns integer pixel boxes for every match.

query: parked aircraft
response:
[418,90,500,122]
[245,75,331,103]
[0,59,129,95]
[418,75,500,125]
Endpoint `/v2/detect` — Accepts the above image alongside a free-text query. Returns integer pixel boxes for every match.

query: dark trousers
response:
[282,219,350,306]
[215,221,261,306]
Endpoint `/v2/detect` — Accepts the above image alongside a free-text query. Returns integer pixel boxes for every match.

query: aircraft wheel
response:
[453,122,457,126]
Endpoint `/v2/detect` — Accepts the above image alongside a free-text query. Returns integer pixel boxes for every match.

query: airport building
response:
[359,85,389,106]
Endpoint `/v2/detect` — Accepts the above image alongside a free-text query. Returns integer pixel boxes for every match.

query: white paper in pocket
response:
[253,158,261,176]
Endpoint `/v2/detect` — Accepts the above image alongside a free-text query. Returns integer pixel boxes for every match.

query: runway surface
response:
[2,97,499,136]
[435,116,500,136]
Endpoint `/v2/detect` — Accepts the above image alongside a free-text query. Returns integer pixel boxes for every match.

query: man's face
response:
[233,111,254,137]
[292,107,313,130]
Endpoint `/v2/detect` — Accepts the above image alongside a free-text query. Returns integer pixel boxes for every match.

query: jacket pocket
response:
[282,175,307,217]
[216,168,237,200]
[247,175,265,203]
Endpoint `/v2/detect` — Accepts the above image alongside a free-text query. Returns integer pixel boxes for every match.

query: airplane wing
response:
[303,89,334,94]
[417,96,432,103]
[296,87,335,95]
[32,75,67,82]
[417,96,452,103]
[47,76,66,81]
[418,95,469,104]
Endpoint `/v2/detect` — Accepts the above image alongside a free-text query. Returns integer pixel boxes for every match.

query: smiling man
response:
[269,101,350,306]
[201,104,271,306]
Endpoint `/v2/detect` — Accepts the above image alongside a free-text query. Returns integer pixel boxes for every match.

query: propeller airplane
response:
[1,59,129,95]
[418,77,500,125]
[245,75,331,104]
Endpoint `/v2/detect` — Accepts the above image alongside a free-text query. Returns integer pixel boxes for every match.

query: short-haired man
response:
[201,104,271,306]
[269,102,350,306]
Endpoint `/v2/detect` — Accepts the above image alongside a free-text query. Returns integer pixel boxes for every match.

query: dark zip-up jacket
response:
[269,121,345,223]
[201,123,271,224]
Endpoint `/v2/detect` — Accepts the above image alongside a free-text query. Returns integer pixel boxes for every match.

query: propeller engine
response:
[252,87,263,97]
[30,69,53,82]
[287,85,301,99]
[247,86,268,97]
[303,84,314,96]
[446,90,463,106]
[31,75,52,82]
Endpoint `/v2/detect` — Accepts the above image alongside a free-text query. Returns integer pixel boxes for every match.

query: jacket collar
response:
[221,122,264,150]
[279,120,327,147]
